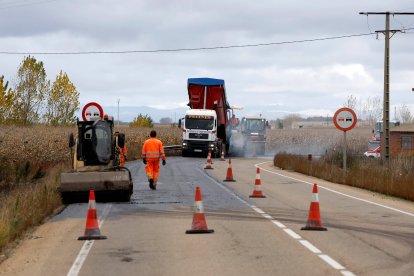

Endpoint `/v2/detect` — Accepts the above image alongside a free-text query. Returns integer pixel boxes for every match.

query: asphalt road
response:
[1,156,414,276]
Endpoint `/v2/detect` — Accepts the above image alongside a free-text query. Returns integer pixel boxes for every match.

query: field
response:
[265,127,371,157]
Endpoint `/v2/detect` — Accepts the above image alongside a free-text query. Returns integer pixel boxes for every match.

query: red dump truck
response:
[179,78,235,157]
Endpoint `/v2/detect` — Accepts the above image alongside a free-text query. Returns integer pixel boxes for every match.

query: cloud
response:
[1,0,414,120]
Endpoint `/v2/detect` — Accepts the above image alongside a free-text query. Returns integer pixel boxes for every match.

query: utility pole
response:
[359,11,414,161]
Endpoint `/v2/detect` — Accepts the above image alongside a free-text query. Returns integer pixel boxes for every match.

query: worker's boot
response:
[149,179,154,190]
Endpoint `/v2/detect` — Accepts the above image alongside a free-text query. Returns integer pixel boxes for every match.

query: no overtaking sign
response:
[82,102,104,122]
[333,107,357,132]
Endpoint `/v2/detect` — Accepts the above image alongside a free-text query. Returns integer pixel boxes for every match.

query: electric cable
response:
[0,31,395,55]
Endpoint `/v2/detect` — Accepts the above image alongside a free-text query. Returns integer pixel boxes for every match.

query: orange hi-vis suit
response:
[142,138,166,183]
[119,145,127,167]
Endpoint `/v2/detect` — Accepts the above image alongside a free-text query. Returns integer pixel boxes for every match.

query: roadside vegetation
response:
[274,146,414,202]
[0,124,182,254]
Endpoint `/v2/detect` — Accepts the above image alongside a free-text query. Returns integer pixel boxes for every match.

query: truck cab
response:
[180,109,221,156]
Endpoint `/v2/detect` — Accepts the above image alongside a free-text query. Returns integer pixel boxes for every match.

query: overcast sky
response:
[1,0,414,120]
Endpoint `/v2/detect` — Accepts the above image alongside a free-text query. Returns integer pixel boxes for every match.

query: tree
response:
[0,75,15,124]
[345,94,357,110]
[44,70,80,126]
[363,96,382,125]
[130,113,153,128]
[283,114,303,128]
[159,117,172,125]
[398,104,413,123]
[13,56,49,125]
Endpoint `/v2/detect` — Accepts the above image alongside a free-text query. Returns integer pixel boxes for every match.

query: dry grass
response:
[0,165,63,253]
[0,124,182,254]
[274,152,414,202]
[271,126,414,201]
[266,127,370,156]
[117,125,182,159]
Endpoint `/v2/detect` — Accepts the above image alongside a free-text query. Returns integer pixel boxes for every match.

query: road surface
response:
[1,156,414,276]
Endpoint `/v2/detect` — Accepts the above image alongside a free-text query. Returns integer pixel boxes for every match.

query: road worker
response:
[115,131,127,167]
[142,130,166,190]
[120,144,127,167]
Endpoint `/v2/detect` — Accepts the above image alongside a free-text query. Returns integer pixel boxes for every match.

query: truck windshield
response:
[185,117,214,130]
[92,121,112,164]
[245,119,265,131]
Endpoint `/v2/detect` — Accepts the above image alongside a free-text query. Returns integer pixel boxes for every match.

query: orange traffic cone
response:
[249,167,266,198]
[186,186,214,234]
[301,184,327,231]
[223,158,236,182]
[78,190,107,240]
[204,150,213,170]
[220,149,225,161]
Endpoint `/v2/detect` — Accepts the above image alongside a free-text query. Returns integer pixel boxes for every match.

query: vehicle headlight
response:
[210,144,215,148]
[182,142,188,148]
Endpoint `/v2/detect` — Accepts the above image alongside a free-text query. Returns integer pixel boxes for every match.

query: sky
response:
[1,0,414,122]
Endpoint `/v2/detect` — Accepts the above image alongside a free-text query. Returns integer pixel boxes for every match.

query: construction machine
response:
[230,116,269,156]
[59,117,133,203]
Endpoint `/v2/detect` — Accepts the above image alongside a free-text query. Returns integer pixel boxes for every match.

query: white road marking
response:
[283,228,302,240]
[252,207,265,214]
[67,204,112,276]
[319,254,345,270]
[201,167,353,275]
[255,161,414,218]
[262,214,273,219]
[271,220,286,228]
[299,240,322,254]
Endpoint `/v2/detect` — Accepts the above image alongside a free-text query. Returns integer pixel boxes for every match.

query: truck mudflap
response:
[59,170,133,203]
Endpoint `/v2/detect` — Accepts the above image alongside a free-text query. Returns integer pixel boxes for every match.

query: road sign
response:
[333,107,357,132]
[82,102,104,121]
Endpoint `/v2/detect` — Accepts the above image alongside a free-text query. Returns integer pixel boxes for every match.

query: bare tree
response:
[345,94,357,110]
[398,104,413,123]
[363,96,382,125]
[283,114,303,128]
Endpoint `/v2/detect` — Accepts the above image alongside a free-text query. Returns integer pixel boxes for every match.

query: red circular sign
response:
[82,102,104,121]
[333,107,357,131]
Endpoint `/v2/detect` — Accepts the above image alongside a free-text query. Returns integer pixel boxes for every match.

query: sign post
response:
[333,107,357,173]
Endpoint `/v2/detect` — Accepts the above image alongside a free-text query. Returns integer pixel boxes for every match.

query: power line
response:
[0,0,60,10]
[0,31,397,55]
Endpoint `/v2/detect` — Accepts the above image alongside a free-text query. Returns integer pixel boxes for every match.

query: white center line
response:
[283,228,302,240]
[67,204,112,276]
[271,220,286,228]
[299,240,322,254]
[319,254,346,270]
[201,167,353,275]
